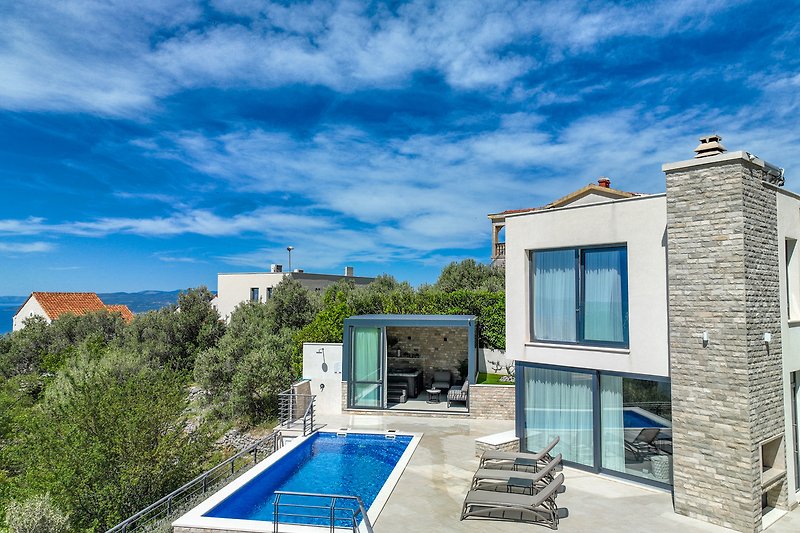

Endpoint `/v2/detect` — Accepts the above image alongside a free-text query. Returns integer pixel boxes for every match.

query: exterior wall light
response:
[764,332,772,344]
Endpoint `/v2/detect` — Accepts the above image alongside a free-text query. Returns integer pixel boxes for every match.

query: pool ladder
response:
[273,491,374,533]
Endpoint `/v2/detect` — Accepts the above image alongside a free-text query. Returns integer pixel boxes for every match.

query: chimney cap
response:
[597,177,611,188]
[694,134,727,158]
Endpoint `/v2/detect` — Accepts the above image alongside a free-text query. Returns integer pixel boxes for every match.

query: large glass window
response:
[600,375,672,483]
[532,249,577,342]
[518,362,672,487]
[531,246,628,346]
[786,239,800,320]
[521,366,595,467]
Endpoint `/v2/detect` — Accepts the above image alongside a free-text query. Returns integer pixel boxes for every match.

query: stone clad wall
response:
[386,326,469,387]
[666,156,786,532]
[469,384,515,419]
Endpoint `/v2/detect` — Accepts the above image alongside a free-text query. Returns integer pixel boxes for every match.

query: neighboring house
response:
[12,292,135,331]
[499,135,800,533]
[214,265,374,321]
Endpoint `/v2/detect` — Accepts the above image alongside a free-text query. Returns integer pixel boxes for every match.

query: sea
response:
[0,303,22,335]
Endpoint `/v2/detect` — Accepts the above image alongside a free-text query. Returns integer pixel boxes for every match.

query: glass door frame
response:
[348,326,387,409]
[515,360,672,490]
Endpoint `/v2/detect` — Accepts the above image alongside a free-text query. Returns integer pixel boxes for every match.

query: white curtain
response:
[600,375,626,471]
[583,248,625,343]
[533,250,577,342]
[353,327,381,407]
[525,367,594,467]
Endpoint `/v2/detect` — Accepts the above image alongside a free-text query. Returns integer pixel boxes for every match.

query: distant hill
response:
[98,290,185,313]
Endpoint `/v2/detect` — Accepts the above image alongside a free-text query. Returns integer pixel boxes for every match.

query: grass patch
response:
[477,372,515,385]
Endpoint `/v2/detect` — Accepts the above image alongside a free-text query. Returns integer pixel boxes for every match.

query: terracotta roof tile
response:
[106,304,135,322]
[31,292,107,320]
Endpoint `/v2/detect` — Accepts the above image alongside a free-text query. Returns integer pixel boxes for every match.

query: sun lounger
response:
[461,473,568,528]
[472,454,565,493]
[624,427,662,460]
[480,436,561,472]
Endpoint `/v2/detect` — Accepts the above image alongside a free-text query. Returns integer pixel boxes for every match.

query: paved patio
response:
[321,413,800,533]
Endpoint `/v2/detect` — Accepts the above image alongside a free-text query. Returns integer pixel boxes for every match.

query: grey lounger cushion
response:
[472,454,564,492]
[461,473,568,528]
[479,436,561,471]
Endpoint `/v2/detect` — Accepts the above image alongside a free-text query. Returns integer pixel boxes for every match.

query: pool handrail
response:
[105,429,284,533]
[273,490,374,533]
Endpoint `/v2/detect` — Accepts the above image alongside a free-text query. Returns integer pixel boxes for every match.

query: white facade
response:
[775,188,800,504]
[504,193,669,377]
[214,270,374,321]
[12,297,47,331]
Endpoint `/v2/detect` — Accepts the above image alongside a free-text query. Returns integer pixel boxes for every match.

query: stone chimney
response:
[664,136,787,532]
[344,266,354,277]
[597,177,611,188]
[270,264,283,273]
[693,134,727,158]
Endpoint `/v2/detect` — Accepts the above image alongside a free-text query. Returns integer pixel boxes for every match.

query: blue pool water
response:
[623,409,666,428]
[205,432,412,524]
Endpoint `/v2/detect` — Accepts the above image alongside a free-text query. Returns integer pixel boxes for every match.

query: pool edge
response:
[172,429,422,532]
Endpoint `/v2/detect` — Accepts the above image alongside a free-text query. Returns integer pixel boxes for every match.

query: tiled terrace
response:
[319,413,800,533]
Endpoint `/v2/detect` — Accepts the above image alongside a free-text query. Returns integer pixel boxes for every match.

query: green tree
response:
[13,348,210,531]
[434,259,504,293]
[126,287,224,371]
[267,278,317,333]
[195,301,294,424]
[0,316,50,378]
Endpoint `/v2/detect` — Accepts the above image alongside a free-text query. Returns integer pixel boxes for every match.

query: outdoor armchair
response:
[447,379,469,407]
[431,370,452,392]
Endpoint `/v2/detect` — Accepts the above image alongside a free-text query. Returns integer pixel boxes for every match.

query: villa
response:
[495,135,800,532]
[151,136,800,533]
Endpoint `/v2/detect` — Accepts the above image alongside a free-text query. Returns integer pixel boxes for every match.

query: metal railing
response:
[106,430,283,533]
[278,389,316,436]
[273,491,374,533]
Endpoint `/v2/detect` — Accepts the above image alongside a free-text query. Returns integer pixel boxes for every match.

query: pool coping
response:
[172,428,422,533]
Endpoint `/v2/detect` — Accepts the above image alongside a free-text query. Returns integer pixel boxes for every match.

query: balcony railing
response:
[494,242,506,258]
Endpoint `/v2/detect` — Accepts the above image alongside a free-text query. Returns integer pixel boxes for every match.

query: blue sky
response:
[1,0,800,295]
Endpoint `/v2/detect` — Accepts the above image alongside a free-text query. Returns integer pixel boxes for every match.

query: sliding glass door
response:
[520,366,595,467]
[350,327,385,408]
[518,362,672,487]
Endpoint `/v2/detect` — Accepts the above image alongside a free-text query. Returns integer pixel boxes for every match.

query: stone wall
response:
[386,326,469,387]
[469,383,515,420]
[666,154,787,532]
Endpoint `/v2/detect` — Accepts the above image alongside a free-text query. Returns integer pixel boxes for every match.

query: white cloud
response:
[0,241,54,253]
[0,0,741,115]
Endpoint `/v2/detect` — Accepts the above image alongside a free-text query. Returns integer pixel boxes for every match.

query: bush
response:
[14,348,210,531]
[5,493,69,533]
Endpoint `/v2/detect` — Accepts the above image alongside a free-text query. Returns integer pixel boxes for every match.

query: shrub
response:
[5,493,69,533]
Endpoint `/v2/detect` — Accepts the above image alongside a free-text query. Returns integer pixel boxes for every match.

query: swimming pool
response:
[623,407,670,429]
[173,430,421,532]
